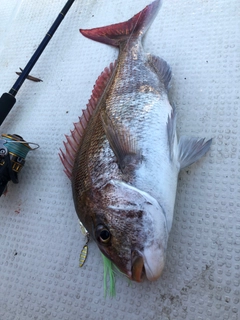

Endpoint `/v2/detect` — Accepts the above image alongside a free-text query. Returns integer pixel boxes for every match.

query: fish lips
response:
[131,246,166,282]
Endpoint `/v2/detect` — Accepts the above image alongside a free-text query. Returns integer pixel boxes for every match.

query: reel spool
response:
[0,134,39,196]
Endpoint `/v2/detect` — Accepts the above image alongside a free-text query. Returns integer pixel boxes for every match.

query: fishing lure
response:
[102,253,116,297]
[15,68,43,82]
[78,220,116,296]
[79,220,89,267]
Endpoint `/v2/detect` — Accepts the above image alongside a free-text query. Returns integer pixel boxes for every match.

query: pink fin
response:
[59,61,116,179]
[80,0,162,47]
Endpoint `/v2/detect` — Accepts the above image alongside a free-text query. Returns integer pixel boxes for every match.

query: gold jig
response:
[79,244,88,267]
[79,220,89,267]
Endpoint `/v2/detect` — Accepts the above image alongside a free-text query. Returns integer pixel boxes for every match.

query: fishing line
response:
[3,135,39,158]
[0,134,39,196]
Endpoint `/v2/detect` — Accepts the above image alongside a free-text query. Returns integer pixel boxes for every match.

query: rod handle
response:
[0,93,16,125]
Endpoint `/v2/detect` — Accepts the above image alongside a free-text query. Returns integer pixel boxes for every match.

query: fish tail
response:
[80,0,162,47]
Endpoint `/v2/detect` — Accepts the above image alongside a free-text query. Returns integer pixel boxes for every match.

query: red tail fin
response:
[80,0,162,47]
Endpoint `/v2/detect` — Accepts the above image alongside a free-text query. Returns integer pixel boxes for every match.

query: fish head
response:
[88,179,168,282]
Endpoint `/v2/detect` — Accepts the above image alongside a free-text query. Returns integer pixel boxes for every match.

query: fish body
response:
[60,0,212,282]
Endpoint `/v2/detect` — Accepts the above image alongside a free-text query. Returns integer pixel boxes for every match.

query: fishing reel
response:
[0,134,39,196]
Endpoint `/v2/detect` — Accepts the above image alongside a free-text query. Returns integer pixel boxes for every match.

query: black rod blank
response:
[0,0,76,125]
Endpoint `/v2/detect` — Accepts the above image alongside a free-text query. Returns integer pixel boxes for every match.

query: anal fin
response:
[178,136,212,169]
[148,54,172,91]
[101,112,142,173]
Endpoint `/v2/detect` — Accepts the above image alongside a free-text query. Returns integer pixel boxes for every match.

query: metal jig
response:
[79,220,90,267]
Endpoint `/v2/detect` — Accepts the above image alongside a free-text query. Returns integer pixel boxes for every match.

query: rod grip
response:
[0,93,16,125]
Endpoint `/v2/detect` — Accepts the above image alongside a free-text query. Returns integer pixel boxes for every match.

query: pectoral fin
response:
[101,113,142,173]
[178,136,212,169]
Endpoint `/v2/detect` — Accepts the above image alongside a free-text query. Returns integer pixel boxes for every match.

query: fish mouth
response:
[131,248,165,282]
[131,255,145,282]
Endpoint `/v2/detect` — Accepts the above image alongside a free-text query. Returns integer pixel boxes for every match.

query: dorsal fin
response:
[59,61,117,179]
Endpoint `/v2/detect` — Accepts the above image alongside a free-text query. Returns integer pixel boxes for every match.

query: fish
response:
[60,0,212,282]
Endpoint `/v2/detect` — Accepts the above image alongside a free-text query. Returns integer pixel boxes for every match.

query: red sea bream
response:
[60,0,212,282]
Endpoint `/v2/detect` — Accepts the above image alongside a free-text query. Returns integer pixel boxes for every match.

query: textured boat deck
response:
[0,0,239,319]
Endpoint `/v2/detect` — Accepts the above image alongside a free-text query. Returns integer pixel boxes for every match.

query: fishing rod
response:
[0,0,76,125]
[0,0,76,196]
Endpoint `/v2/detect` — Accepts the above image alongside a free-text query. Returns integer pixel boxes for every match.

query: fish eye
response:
[100,230,110,242]
[96,225,111,244]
